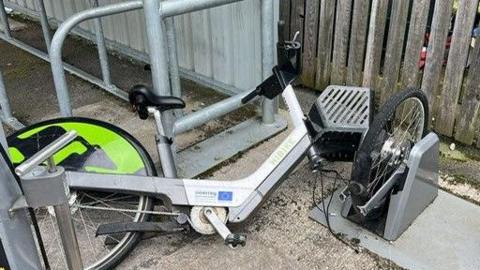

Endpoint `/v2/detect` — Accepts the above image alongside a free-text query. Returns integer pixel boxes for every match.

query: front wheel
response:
[349,88,429,219]
[8,118,156,269]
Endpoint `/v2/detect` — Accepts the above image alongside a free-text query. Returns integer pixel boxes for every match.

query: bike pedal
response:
[225,233,247,248]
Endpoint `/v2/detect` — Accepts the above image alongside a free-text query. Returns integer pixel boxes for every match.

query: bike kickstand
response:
[203,207,246,248]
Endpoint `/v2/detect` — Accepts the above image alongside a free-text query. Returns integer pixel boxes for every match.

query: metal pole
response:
[53,203,83,270]
[49,1,143,116]
[0,0,11,39]
[91,0,113,88]
[261,0,276,124]
[143,0,175,137]
[159,0,243,18]
[151,108,177,177]
[37,0,52,53]
[165,17,181,99]
[173,90,255,135]
[0,162,43,270]
[0,71,12,120]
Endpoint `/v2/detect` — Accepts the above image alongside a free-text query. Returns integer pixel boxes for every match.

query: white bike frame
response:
[65,85,314,223]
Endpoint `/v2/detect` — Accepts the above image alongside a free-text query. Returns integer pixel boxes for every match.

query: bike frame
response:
[65,84,314,223]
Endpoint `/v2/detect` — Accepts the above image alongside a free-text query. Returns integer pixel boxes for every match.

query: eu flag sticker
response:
[218,191,233,201]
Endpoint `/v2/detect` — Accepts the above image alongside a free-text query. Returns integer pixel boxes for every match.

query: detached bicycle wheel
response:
[8,117,155,270]
[349,88,428,219]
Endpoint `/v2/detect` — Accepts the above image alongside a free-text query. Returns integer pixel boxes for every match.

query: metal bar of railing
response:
[143,0,175,140]
[165,16,181,100]
[49,0,143,116]
[261,0,276,124]
[0,71,12,120]
[37,0,51,53]
[0,0,11,39]
[143,0,171,97]
[173,90,255,135]
[159,0,242,18]
[91,0,113,88]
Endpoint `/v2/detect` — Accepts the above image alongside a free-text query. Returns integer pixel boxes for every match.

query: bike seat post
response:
[148,107,178,178]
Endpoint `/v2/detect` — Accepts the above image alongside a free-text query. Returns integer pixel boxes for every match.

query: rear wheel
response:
[8,118,156,269]
[349,89,428,219]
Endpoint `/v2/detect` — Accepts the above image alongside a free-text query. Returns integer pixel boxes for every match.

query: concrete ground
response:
[1,16,479,270]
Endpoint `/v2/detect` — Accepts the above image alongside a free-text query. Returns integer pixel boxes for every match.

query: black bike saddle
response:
[129,84,185,119]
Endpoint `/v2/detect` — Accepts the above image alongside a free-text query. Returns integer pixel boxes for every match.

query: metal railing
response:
[0,0,128,125]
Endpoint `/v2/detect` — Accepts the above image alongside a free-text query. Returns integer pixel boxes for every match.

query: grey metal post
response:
[0,0,11,39]
[53,203,83,270]
[143,0,172,96]
[143,0,175,138]
[0,159,43,269]
[261,0,276,124]
[165,17,181,99]
[91,0,113,88]
[0,71,12,120]
[37,0,51,53]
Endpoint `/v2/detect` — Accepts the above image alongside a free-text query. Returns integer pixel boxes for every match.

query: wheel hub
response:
[380,137,410,166]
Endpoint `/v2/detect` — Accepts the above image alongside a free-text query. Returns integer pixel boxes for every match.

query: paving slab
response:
[310,190,480,270]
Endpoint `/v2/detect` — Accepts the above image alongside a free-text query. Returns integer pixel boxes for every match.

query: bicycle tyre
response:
[349,88,429,218]
[8,117,156,270]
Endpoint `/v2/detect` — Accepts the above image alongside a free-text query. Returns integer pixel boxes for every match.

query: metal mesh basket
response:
[316,85,372,132]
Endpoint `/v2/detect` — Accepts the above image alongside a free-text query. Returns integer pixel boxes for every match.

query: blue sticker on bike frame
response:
[218,191,233,201]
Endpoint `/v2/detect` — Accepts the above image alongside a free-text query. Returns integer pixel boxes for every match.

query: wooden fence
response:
[280,0,480,147]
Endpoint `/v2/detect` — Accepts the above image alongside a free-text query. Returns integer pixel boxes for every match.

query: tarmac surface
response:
[1,16,478,270]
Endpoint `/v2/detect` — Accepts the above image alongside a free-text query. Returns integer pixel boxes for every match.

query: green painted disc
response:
[7,117,155,176]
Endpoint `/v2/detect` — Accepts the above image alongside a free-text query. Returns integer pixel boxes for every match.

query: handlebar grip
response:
[15,130,78,177]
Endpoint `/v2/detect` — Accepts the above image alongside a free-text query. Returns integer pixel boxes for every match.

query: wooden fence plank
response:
[346,0,370,86]
[315,0,335,90]
[363,0,389,89]
[290,0,304,42]
[301,0,320,87]
[420,0,454,116]
[380,0,410,104]
[400,0,431,89]
[435,0,480,136]
[279,0,291,41]
[331,0,352,85]
[455,42,480,145]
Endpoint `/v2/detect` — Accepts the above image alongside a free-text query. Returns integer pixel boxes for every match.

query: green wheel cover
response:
[7,117,155,176]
